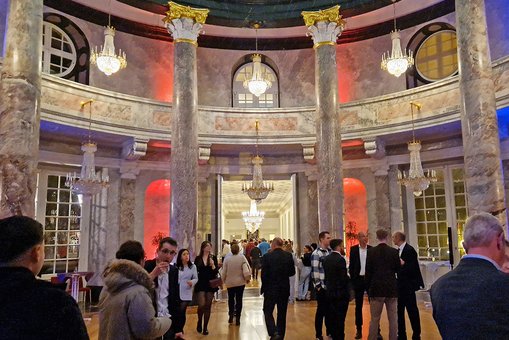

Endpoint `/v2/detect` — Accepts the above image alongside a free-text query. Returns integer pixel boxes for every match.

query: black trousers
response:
[227,285,245,317]
[263,293,289,338]
[315,289,331,338]
[353,276,367,329]
[397,290,421,340]
[327,297,350,340]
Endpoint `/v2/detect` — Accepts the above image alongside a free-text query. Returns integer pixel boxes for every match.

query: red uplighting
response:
[144,179,171,258]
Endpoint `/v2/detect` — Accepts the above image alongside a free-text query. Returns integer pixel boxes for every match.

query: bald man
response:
[348,231,372,339]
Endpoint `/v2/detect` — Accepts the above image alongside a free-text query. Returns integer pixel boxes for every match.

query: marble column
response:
[297,173,319,246]
[119,178,136,243]
[388,165,403,231]
[164,3,209,255]
[0,0,42,218]
[374,168,391,229]
[197,175,216,257]
[302,6,346,237]
[456,0,507,221]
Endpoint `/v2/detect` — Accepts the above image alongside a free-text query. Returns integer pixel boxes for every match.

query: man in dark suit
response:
[392,231,424,340]
[431,212,509,340]
[366,228,400,340]
[144,237,181,340]
[349,231,372,339]
[323,239,350,340]
[261,237,296,340]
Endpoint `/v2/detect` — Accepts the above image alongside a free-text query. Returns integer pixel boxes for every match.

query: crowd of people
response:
[1,212,509,340]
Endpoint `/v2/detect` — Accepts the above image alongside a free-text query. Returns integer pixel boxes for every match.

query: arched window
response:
[232,55,279,108]
[406,23,458,89]
[43,13,90,84]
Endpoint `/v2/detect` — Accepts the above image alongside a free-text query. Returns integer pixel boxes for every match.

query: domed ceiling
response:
[45,0,454,49]
[118,0,396,28]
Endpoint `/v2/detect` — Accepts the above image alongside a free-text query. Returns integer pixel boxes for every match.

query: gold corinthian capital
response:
[164,1,209,24]
[301,5,346,28]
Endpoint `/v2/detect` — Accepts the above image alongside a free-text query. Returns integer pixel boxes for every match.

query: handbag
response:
[242,261,252,282]
[209,276,223,288]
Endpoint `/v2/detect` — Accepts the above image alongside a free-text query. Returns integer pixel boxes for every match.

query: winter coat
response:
[222,254,251,288]
[99,259,171,340]
[0,266,89,340]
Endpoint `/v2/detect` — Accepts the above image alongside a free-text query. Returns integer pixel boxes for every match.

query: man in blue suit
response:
[431,212,509,340]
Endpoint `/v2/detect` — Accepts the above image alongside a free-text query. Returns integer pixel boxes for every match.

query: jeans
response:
[298,266,312,299]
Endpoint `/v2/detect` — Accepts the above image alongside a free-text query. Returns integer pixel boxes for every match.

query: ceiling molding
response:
[43,0,454,50]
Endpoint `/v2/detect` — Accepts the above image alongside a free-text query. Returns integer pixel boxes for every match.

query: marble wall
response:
[6,4,504,105]
[197,47,315,107]
[43,7,174,102]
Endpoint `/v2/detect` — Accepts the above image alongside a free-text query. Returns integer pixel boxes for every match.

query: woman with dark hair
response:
[194,241,219,335]
[297,245,313,301]
[221,243,251,325]
[175,249,198,337]
[99,240,171,339]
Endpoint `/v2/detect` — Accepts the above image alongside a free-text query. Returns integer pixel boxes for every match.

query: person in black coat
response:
[261,237,296,340]
[194,241,219,336]
[0,216,89,340]
[393,231,424,340]
[144,237,182,340]
[348,231,372,339]
[323,239,350,340]
[366,228,400,340]
[431,212,509,340]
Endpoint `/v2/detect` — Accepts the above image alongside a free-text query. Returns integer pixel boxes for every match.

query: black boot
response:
[228,314,234,324]
[236,314,241,326]
[355,328,362,339]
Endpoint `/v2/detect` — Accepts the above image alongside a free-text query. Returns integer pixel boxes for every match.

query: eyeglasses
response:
[161,249,176,255]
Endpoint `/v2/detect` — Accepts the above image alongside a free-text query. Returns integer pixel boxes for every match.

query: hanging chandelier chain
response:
[392,0,397,31]
[81,99,94,144]
[255,120,260,156]
[108,0,112,26]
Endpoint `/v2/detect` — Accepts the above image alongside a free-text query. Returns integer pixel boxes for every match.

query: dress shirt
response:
[398,242,406,257]
[359,246,368,276]
[156,271,170,317]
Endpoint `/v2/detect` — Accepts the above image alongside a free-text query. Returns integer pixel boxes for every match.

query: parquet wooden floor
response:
[84,284,440,340]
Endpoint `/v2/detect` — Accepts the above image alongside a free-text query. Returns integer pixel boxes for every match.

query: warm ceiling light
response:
[90,1,127,76]
[381,0,413,77]
[243,24,272,97]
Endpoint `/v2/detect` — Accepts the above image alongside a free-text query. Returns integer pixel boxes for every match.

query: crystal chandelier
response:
[381,0,413,77]
[243,24,272,97]
[65,100,110,196]
[398,102,437,196]
[242,200,265,233]
[90,2,127,76]
[242,120,274,203]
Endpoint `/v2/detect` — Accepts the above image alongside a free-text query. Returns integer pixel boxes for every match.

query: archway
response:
[344,178,368,256]
[144,179,171,258]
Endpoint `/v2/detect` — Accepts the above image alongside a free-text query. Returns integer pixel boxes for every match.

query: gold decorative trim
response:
[301,5,346,28]
[174,38,198,46]
[313,41,335,49]
[164,1,209,24]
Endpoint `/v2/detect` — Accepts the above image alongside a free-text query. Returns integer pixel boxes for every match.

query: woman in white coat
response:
[176,248,198,338]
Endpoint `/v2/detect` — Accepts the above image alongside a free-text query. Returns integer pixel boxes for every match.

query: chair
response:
[67,275,92,305]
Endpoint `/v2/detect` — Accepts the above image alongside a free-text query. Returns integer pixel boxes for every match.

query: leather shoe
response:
[203,329,209,335]
[228,315,234,324]
[270,334,282,340]
[355,330,362,339]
